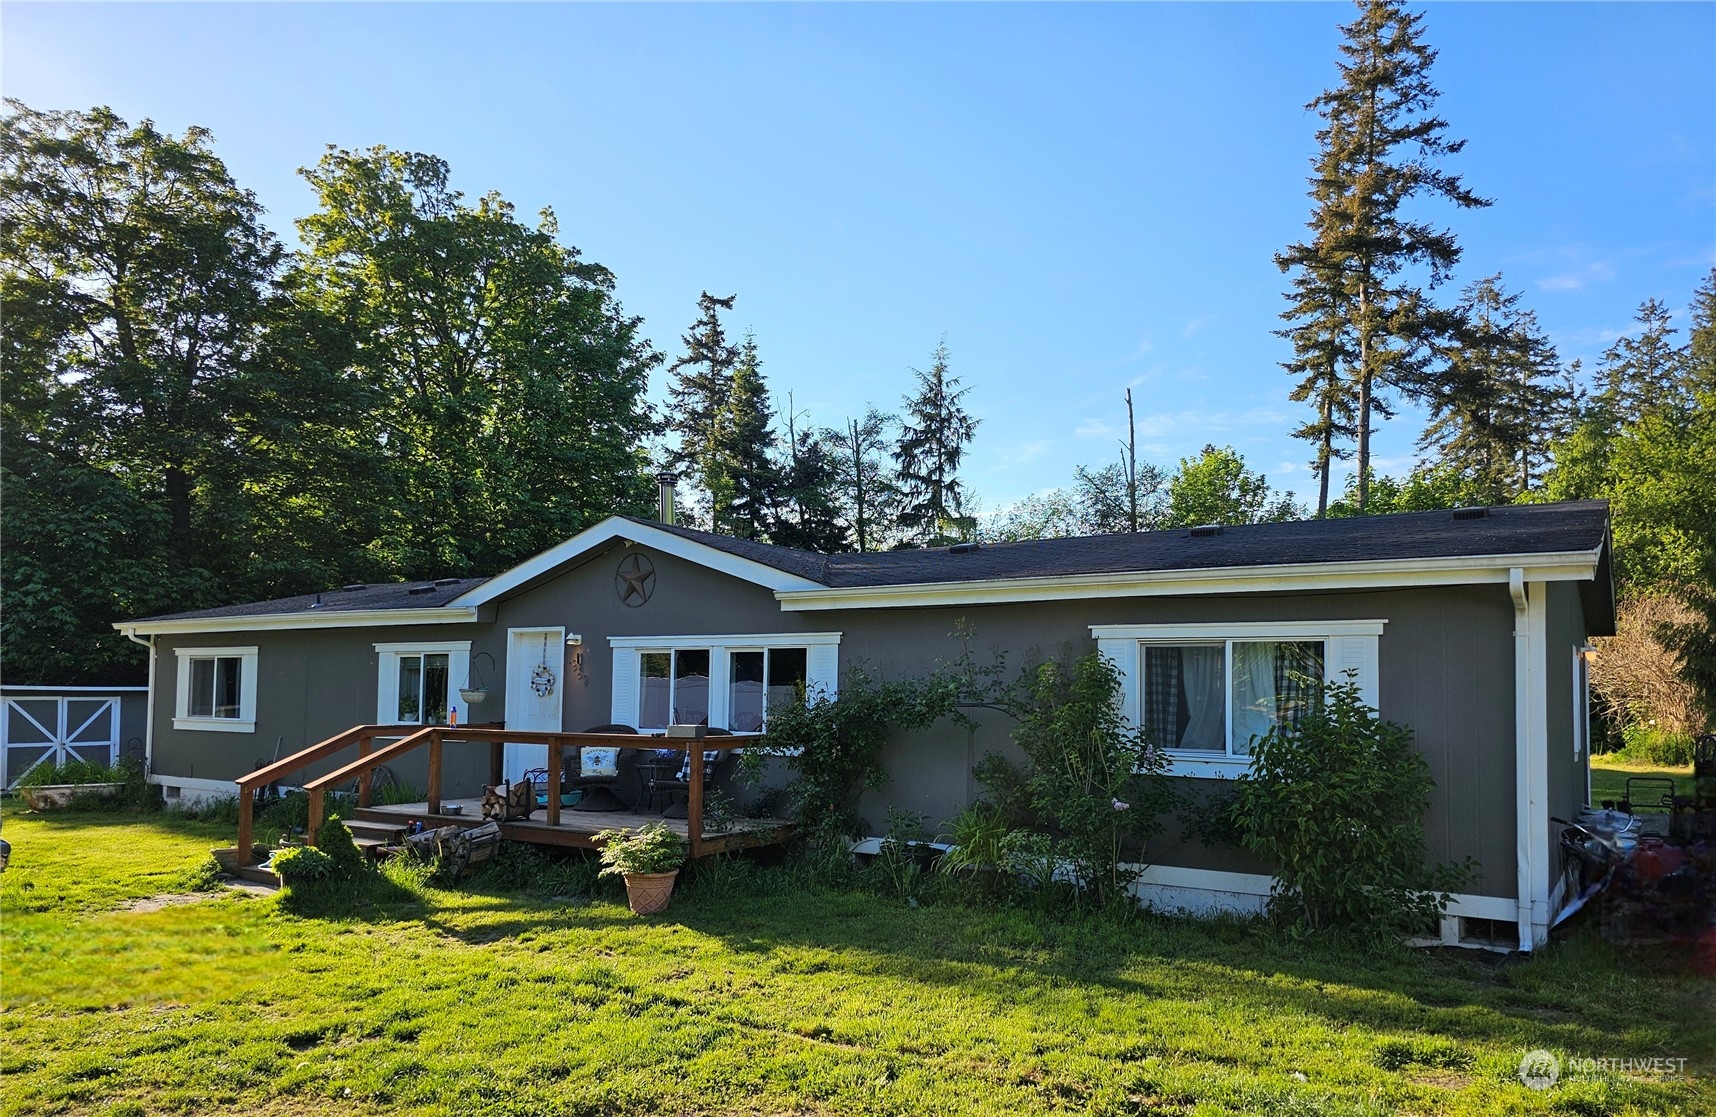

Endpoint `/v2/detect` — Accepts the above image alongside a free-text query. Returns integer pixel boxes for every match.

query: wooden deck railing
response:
[233,725,753,863]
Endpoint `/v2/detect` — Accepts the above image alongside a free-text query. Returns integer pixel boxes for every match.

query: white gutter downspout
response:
[1510,569,1554,952]
[123,629,156,777]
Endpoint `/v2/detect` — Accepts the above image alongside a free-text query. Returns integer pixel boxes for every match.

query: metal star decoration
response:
[615,553,656,607]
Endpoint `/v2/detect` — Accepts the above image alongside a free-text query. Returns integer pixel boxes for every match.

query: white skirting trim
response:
[150,774,237,806]
[1126,864,1522,941]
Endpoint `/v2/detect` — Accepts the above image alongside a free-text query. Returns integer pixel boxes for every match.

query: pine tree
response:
[1277,0,1489,513]
[894,340,980,545]
[1686,269,1716,395]
[1277,232,1358,517]
[665,292,740,502]
[709,331,781,540]
[772,397,852,552]
[1419,275,1571,500]
[1597,298,1686,419]
[827,407,897,552]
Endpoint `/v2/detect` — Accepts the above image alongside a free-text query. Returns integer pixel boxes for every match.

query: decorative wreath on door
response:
[529,633,557,698]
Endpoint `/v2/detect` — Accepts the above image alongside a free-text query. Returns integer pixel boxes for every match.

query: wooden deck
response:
[352,799,796,858]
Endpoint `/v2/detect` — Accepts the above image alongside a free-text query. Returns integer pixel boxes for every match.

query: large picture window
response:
[173,646,258,732]
[611,634,837,735]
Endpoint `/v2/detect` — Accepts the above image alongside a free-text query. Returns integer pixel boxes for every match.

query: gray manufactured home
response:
[116,498,1613,951]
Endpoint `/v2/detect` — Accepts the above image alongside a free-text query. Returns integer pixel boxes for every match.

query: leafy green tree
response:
[709,332,782,540]
[1325,463,1496,518]
[1,102,284,680]
[827,407,898,552]
[1161,445,1299,528]
[894,339,980,545]
[664,291,740,509]
[1277,0,1489,513]
[1419,275,1571,501]
[294,147,659,576]
[983,460,1167,542]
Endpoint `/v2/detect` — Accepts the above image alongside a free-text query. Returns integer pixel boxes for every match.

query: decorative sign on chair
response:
[615,553,656,607]
[530,633,557,698]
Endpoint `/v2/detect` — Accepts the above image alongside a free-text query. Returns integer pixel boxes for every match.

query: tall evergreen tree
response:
[827,407,897,552]
[664,291,740,504]
[1686,269,1716,394]
[1277,236,1358,517]
[773,397,852,552]
[1276,0,1489,513]
[1419,275,1571,500]
[894,340,980,545]
[709,332,782,540]
[1596,298,1685,419]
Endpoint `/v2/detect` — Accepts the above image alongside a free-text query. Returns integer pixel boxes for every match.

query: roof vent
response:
[1452,506,1489,521]
[947,541,981,555]
[406,584,436,596]
[1189,524,1224,538]
[434,577,460,586]
[340,583,367,592]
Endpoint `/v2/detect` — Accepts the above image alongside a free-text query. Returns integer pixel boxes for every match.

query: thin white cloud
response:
[999,439,1053,467]
[1075,418,1122,440]
[1121,336,1155,363]
[1535,259,1615,292]
[1183,315,1216,339]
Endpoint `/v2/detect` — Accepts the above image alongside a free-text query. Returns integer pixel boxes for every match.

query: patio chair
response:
[652,727,735,819]
[568,723,640,812]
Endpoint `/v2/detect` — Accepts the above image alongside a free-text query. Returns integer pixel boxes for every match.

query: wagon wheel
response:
[346,764,400,803]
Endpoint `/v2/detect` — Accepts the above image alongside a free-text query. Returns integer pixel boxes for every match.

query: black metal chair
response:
[653,727,734,819]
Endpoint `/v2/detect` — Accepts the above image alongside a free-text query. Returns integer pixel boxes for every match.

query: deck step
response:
[235,866,281,887]
[345,819,407,843]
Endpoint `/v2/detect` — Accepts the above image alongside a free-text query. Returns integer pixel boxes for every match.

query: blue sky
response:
[6,2,1712,511]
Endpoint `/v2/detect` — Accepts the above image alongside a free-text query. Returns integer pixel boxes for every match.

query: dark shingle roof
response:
[629,501,1610,589]
[131,501,1607,624]
[133,578,487,623]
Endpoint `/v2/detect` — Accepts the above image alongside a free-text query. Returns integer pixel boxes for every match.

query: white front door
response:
[504,627,565,783]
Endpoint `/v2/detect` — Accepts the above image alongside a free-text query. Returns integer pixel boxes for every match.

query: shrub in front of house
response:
[1230,676,1472,939]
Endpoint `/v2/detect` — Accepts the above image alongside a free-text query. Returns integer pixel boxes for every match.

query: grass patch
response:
[1590,757,1696,805]
[2,811,1712,1115]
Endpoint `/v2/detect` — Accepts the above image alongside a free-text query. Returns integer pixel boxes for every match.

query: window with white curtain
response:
[1091,620,1384,777]
[1140,640,1324,756]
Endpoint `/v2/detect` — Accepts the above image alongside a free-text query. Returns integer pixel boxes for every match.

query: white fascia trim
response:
[776,550,1601,612]
[451,517,825,608]
[116,607,477,636]
[0,685,150,693]
[607,632,842,649]
[1091,619,1387,640]
[172,717,256,734]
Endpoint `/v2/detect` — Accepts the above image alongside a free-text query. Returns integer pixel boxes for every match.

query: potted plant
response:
[594,822,687,915]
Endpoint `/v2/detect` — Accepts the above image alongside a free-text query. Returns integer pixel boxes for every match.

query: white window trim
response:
[609,633,840,737]
[374,641,472,725]
[173,646,258,733]
[1091,620,1385,778]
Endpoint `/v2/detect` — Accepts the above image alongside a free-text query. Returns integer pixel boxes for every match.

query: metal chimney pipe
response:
[655,471,678,525]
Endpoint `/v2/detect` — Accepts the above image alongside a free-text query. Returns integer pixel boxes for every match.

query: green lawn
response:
[1591,756,1697,806]
[2,811,1711,1116]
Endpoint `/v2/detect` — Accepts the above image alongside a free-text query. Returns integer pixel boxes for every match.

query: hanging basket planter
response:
[460,652,496,708]
[459,687,489,705]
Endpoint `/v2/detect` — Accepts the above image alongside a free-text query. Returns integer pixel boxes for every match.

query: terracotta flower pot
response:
[623,869,679,915]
